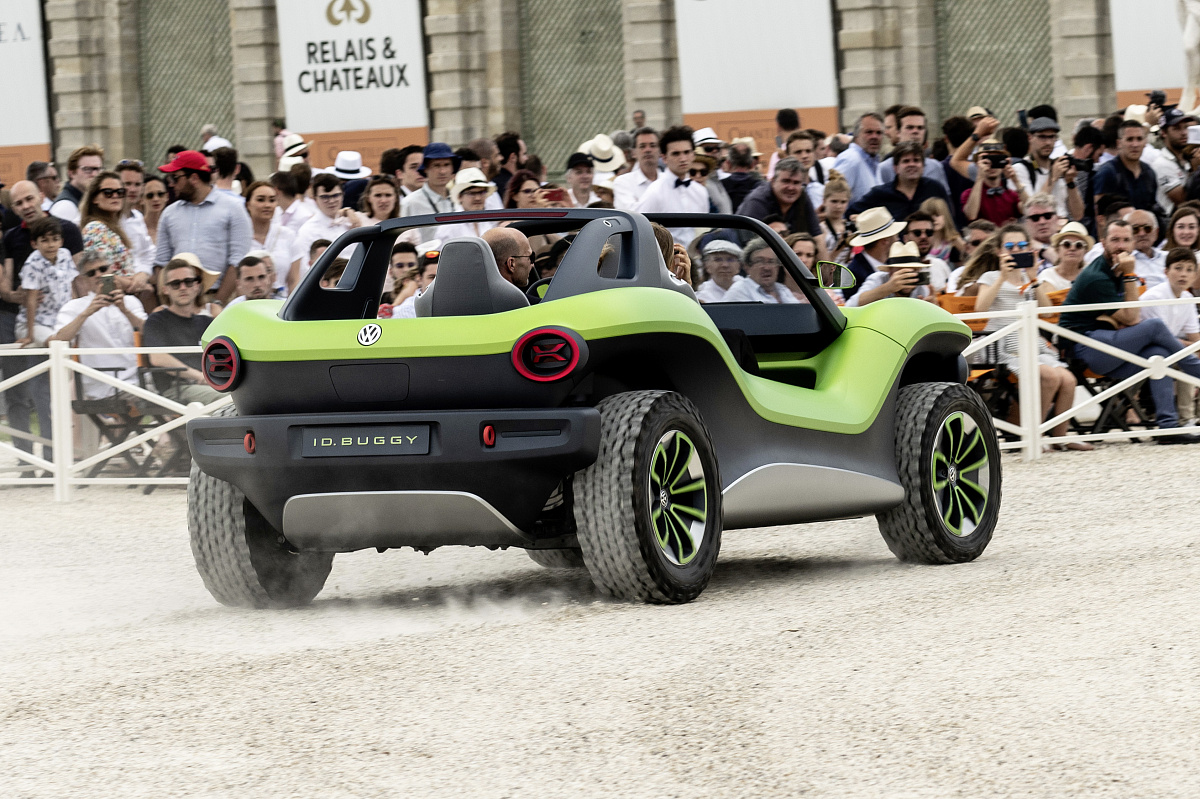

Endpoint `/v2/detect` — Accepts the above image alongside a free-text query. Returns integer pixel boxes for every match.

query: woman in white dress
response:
[959,223,1092,450]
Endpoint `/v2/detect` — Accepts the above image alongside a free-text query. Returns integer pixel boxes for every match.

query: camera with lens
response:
[1147,90,1168,109]
[1067,156,1093,172]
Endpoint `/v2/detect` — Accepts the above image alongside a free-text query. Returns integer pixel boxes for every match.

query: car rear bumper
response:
[188,407,601,550]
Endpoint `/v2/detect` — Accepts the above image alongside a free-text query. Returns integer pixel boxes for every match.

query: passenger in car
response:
[694,239,745,302]
[722,239,801,304]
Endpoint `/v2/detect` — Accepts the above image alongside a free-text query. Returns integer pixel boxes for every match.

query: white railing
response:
[2,297,1196,498]
[0,341,230,500]
[954,295,1200,461]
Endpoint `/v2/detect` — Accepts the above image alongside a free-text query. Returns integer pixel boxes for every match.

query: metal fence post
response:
[48,340,74,501]
[1016,301,1042,461]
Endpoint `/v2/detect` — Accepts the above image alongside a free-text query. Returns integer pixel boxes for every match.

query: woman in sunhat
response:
[438,168,498,240]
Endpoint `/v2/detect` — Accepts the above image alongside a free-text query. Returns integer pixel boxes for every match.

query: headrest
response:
[415,237,529,317]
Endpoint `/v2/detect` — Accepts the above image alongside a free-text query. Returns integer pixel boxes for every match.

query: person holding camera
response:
[1153,108,1199,215]
[844,241,937,307]
[1012,118,1084,222]
[958,224,1089,449]
[961,140,1027,225]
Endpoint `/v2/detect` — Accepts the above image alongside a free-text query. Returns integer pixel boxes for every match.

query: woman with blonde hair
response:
[918,196,966,264]
[818,170,851,264]
[959,223,1091,450]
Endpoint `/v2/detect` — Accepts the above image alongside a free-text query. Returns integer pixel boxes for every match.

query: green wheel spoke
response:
[648,429,708,567]
[670,477,706,496]
[672,503,707,521]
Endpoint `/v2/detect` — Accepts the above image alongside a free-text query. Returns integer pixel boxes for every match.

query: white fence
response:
[1,296,1197,500]
[957,295,1200,461]
[0,340,230,500]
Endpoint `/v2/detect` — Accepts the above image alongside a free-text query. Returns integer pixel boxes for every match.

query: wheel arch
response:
[898,332,969,388]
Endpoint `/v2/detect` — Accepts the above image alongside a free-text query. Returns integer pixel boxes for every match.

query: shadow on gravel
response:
[710,555,893,590]
[316,567,607,613]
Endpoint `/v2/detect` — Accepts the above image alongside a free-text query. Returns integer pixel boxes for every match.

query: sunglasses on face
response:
[84,265,111,277]
[99,187,127,198]
[1131,224,1155,234]
[164,277,200,289]
[702,145,722,154]
[1004,241,1030,250]
[1059,240,1086,250]
[689,169,709,177]
[1027,212,1055,222]
[908,229,933,238]
[966,238,988,247]
[143,191,168,199]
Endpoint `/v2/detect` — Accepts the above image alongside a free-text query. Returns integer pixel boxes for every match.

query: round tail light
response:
[512,328,586,382]
[202,336,243,392]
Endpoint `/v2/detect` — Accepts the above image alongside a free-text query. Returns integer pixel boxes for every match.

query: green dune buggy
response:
[187,209,1000,607]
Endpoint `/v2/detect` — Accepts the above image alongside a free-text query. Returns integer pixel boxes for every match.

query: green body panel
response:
[209,289,969,435]
[840,297,971,349]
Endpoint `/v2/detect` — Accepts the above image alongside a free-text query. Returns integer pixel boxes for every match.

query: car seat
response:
[415,237,529,317]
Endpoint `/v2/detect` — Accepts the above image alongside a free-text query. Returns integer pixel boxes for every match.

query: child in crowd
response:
[817,173,851,264]
[1140,248,1200,425]
[17,216,79,346]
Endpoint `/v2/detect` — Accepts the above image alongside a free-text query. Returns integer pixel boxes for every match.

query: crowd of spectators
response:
[2,99,1200,460]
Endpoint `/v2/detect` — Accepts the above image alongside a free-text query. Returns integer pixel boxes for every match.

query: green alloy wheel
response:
[574,390,722,603]
[649,430,708,566]
[931,411,991,536]
[876,382,1001,564]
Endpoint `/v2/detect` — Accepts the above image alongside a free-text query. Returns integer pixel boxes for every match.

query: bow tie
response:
[675,178,692,188]
[986,187,1006,196]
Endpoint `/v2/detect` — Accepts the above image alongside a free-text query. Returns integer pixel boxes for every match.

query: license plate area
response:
[301,424,431,457]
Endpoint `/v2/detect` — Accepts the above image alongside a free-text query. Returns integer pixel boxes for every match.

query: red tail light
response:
[512,328,586,382]
[202,336,243,392]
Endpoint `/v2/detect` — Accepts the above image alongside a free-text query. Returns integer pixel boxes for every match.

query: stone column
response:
[103,0,141,161]
[230,0,284,177]
[835,0,903,130]
[45,0,113,162]
[896,0,939,121]
[1049,0,1115,123]
[426,0,487,144]
[483,0,522,135]
[621,0,680,129]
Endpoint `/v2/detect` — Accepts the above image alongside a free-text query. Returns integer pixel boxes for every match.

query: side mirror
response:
[816,261,856,291]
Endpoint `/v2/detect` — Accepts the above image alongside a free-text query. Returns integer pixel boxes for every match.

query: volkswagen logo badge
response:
[357,323,382,346]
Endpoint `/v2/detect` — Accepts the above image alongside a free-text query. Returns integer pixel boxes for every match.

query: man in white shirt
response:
[634,126,710,246]
[199,123,234,152]
[565,153,601,207]
[271,170,315,233]
[1011,117,1084,221]
[401,143,460,243]
[845,241,935,307]
[116,161,156,275]
[1152,108,1197,215]
[694,239,745,302]
[48,252,147,399]
[613,127,662,210]
[294,173,364,279]
[1126,209,1167,288]
[723,240,800,304]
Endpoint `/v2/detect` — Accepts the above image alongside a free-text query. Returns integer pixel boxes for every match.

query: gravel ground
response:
[2,443,1199,798]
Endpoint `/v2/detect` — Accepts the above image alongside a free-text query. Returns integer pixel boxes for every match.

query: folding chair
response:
[133,333,192,488]
[938,294,1020,427]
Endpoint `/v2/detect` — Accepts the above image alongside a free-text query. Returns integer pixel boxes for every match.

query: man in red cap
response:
[154,150,253,303]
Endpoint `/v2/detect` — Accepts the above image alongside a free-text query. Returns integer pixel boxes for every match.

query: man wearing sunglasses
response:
[902,211,952,292]
[142,257,221,404]
[48,251,146,400]
[1124,209,1167,289]
[1023,195,1060,266]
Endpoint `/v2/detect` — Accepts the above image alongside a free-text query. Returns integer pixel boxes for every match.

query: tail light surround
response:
[511,327,587,382]
[202,336,243,392]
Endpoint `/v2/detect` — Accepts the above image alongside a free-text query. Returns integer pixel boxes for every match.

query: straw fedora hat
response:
[1050,221,1095,249]
[449,167,496,203]
[159,252,221,295]
[849,207,907,247]
[885,240,923,265]
[579,133,626,171]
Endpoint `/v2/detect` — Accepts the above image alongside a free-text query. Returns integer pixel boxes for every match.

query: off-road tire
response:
[526,548,587,569]
[877,382,1001,564]
[574,391,721,603]
[188,406,333,608]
